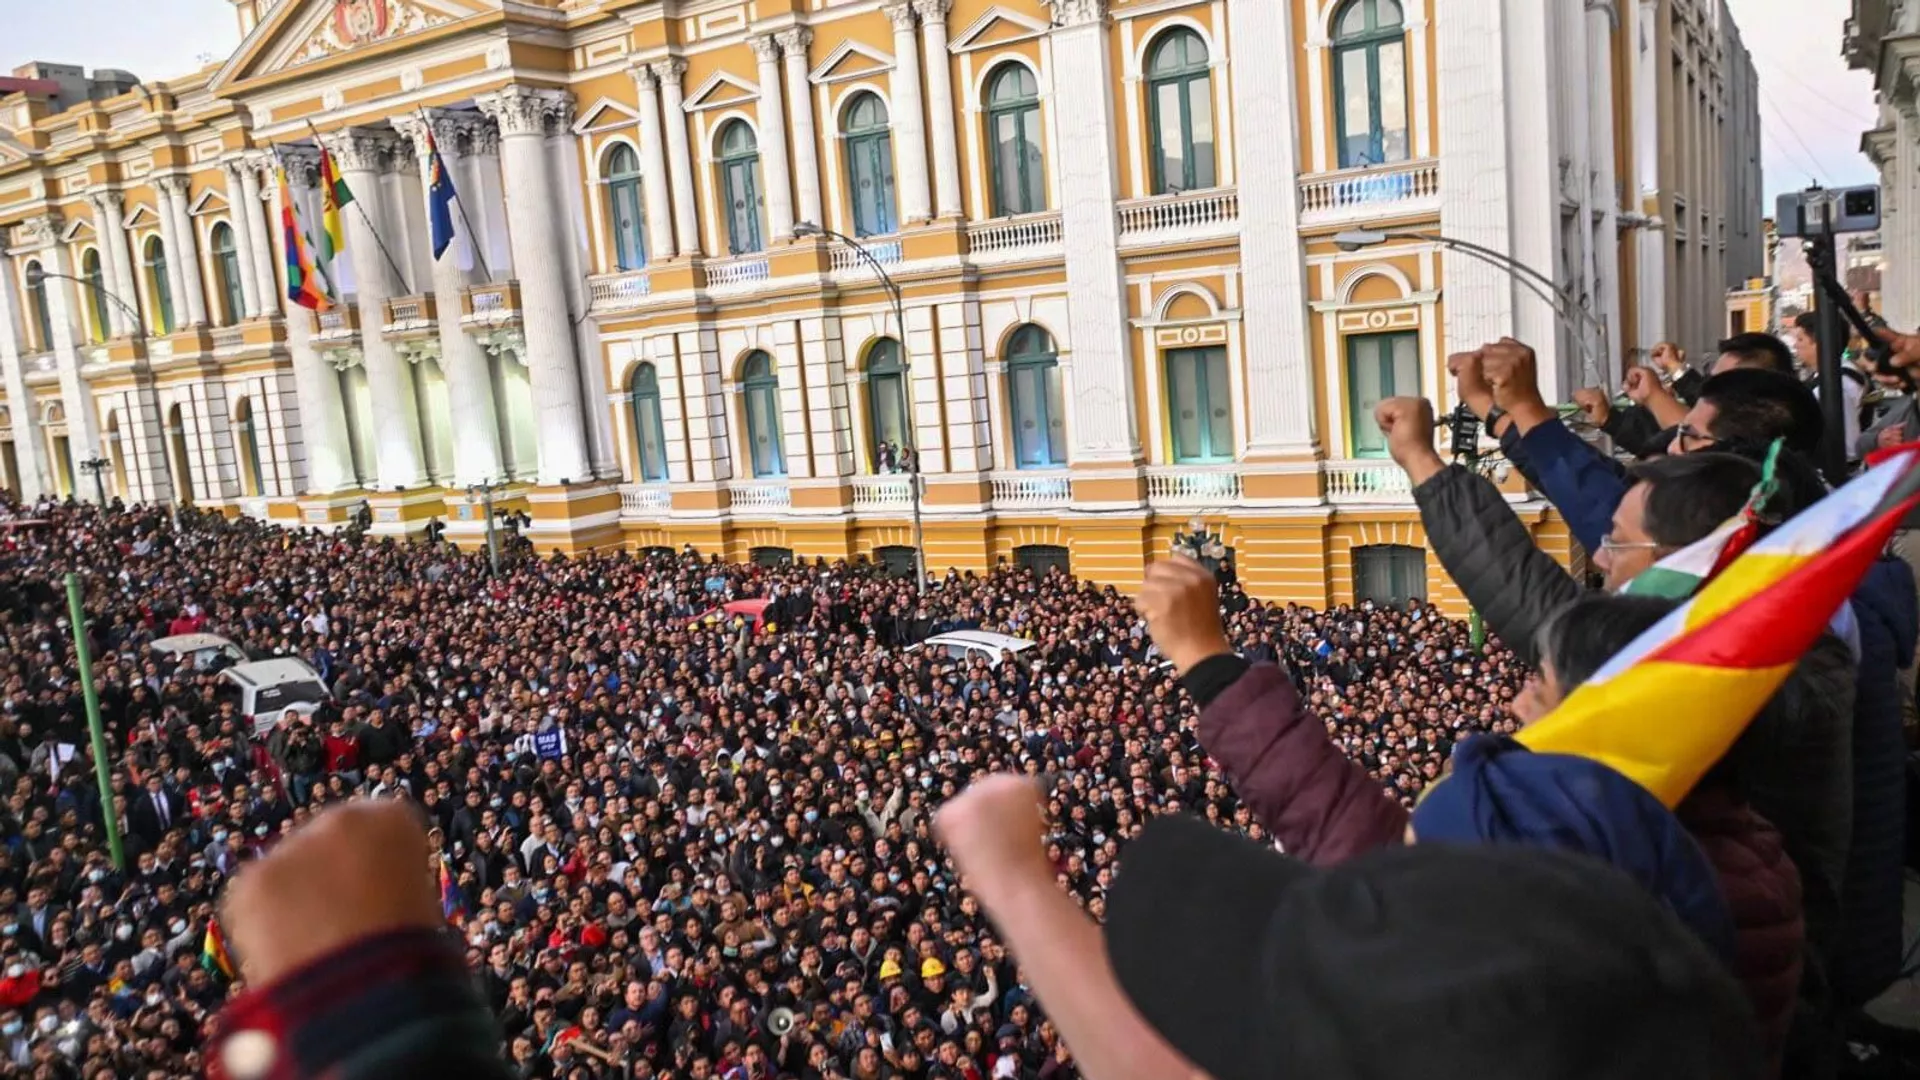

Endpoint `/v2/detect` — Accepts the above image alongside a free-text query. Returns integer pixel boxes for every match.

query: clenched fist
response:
[1134,556,1232,677]
[221,798,442,988]
[936,775,1052,890]
[1570,387,1611,426]
[1873,325,1920,371]
[1449,351,1494,422]
[1651,342,1687,374]
[1622,367,1659,405]
[1374,396,1446,487]
[1479,338,1546,414]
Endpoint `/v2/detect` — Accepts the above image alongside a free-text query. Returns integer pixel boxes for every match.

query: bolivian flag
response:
[318,146,352,273]
[1519,446,1920,808]
[202,918,236,980]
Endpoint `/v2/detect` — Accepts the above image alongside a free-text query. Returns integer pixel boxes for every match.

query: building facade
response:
[0,0,1761,609]
[1629,0,1766,367]
[1850,0,1918,331]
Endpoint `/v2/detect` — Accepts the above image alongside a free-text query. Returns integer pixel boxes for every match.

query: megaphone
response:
[766,1007,797,1038]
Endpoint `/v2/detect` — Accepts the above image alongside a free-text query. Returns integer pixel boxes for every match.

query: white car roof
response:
[151,633,239,654]
[922,631,1036,652]
[220,658,325,688]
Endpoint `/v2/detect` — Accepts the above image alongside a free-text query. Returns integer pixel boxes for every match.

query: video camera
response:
[1778,185,1896,378]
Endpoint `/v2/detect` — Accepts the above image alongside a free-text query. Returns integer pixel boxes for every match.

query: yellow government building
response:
[0,0,1761,612]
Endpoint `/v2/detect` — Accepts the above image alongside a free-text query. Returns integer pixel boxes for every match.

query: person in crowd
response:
[1138,549,1805,1070]
[1571,335,1797,460]
[1791,311,1868,464]
[0,492,1526,1080]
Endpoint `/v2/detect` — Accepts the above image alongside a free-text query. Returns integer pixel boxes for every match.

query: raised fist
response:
[1570,387,1611,426]
[1479,338,1546,415]
[1650,342,1687,373]
[1135,556,1231,677]
[1374,396,1439,469]
[936,775,1052,888]
[1448,351,1494,421]
[1622,367,1660,405]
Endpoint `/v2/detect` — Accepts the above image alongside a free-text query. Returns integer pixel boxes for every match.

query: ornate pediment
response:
[681,71,761,114]
[949,7,1051,53]
[808,40,895,85]
[212,0,493,92]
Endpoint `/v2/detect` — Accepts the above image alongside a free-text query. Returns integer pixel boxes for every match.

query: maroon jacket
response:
[1191,660,1803,1067]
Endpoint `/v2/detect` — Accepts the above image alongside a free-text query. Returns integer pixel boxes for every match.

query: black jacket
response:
[1412,464,1579,665]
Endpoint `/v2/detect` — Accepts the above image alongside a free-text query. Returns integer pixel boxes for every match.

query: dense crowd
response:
[0,496,1513,1080]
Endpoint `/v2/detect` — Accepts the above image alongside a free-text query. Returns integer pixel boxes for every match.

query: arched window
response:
[740,350,785,478]
[210,223,244,327]
[842,92,896,237]
[986,64,1045,216]
[1332,0,1409,168]
[234,397,264,497]
[22,262,53,352]
[144,236,175,336]
[1165,345,1232,463]
[1145,29,1216,195]
[630,362,669,483]
[865,339,909,471]
[718,121,765,255]
[604,143,647,271]
[1005,325,1066,469]
[81,249,110,343]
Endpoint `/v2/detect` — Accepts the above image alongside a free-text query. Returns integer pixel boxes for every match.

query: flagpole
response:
[307,120,412,296]
[418,109,495,284]
[271,147,337,311]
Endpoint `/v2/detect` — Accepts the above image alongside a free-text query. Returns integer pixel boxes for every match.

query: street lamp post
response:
[77,456,109,507]
[793,221,928,596]
[466,479,504,578]
[1333,228,1610,388]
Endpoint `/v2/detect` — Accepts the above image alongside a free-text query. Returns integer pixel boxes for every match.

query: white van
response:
[150,633,248,672]
[910,630,1038,668]
[218,659,331,736]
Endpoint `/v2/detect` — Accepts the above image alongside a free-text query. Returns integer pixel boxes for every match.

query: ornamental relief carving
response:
[289,0,450,68]
[476,87,574,138]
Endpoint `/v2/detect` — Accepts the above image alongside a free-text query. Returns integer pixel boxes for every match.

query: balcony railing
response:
[829,239,903,276]
[728,481,791,512]
[1325,459,1415,504]
[313,307,359,340]
[619,483,670,516]
[991,473,1072,510]
[852,475,914,511]
[210,327,245,350]
[239,497,270,521]
[382,294,437,339]
[1116,188,1240,243]
[707,255,771,291]
[589,270,653,315]
[462,281,522,328]
[1146,466,1243,508]
[966,213,1063,262]
[1298,160,1441,224]
[22,352,56,375]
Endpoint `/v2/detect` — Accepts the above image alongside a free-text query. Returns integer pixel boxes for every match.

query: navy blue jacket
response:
[1498,417,1628,554]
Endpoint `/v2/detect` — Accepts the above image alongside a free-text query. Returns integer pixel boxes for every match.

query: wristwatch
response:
[1483,405,1508,433]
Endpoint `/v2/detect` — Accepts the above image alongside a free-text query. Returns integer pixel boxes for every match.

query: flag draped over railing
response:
[1518,446,1920,808]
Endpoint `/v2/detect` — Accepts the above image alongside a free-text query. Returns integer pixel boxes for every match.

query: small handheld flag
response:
[202,918,236,979]
[425,128,460,261]
[439,857,466,924]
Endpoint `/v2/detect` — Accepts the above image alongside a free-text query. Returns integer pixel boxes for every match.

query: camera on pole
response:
[1776,184,1891,485]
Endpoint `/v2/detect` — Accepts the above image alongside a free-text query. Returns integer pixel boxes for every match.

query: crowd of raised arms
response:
[0,495,1512,1080]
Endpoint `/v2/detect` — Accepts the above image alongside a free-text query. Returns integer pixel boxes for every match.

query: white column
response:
[751,34,797,241]
[43,244,103,490]
[240,159,277,311]
[395,113,507,488]
[1436,0,1517,358]
[161,177,209,327]
[319,129,428,490]
[656,59,702,257]
[221,161,265,320]
[631,65,680,262]
[1587,4,1622,382]
[153,177,193,334]
[91,193,140,339]
[886,1,932,224]
[777,28,825,230]
[1227,0,1316,454]
[1049,0,1137,463]
[0,240,52,499]
[477,86,593,485]
[916,0,962,218]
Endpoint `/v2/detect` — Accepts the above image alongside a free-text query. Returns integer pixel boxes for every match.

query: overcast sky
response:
[3,0,1885,204]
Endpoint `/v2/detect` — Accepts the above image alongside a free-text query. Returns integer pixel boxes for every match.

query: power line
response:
[1756,81,1831,186]
[1749,50,1878,127]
